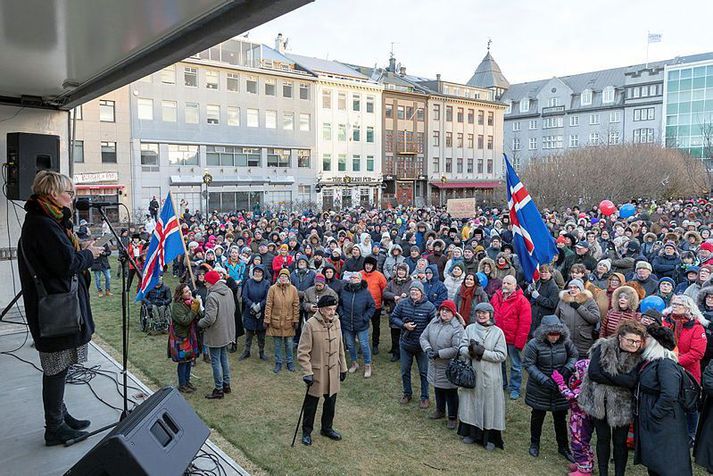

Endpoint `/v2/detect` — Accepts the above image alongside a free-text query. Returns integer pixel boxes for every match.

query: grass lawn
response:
[91,259,705,475]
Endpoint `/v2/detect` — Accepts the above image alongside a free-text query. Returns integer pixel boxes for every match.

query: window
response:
[513,138,521,150]
[140,143,159,167]
[366,156,374,172]
[366,96,374,113]
[433,104,440,121]
[609,111,621,123]
[467,109,474,124]
[322,90,332,108]
[206,70,219,89]
[487,159,493,174]
[338,124,346,141]
[264,79,275,96]
[543,135,563,149]
[247,108,259,127]
[456,133,463,148]
[433,131,440,147]
[445,132,452,147]
[397,105,405,120]
[184,67,197,87]
[283,112,294,130]
[520,98,530,112]
[602,86,615,104]
[632,86,640,98]
[338,154,347,171]
[72,140,84,163]
[137,98,153,120]
[101,141,117,163]
[446,106,453,122]
[633,128,655,143]
[267,148,290,167]
[299,113,310,132]
[227,73,239,92]
[206,105,220,124]
[161,65,175,84]
[548,97,559,107]
[99,100,115,122]
[589,113,600,125]
[227,106,240,126]
[242,147,261,167]
[477,134,484,149]
[352,126,360,141]
[334,92,345,111]
[185,103,199,124]
[265,110,277,129]
[405,106,414,120]
[457,108,464,123]
[432,157,440,173]
[487,111,494,126]
[528,137,537,150]
[513,121,521,131]
[487,135,493,150]
[529,119,537,129]
[299,83,310,100]
[445,157,452,173]
[589,132,599,145]
[456,157,464,173]
[246,76,257,94]
[283,81,292,98]
[569,135,579,148]
[322,154,332,171]
[161,100,176,122]
[352,94,360,111]
[608,131,620,144]
[569,115,579,127]
[207,146,239,166]
[543,117,564,128]
[477,159,484,173]
[385,104,393,118]
[581,89,592,105]
[634,107,655,121]
[467,158,474,173]
[352,155,360,172]
[322,123,332,140]
[297,150,310,168]
[467,134,474,148]
[366,126,374,143]
[477,110,485,125]
[505,102,512,114]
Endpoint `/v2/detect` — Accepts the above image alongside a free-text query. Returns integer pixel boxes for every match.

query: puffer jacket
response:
[337,281,376,333]
[443,274,464,301]
[523,317,577,412]
[423,265,448,308]
[490,288,532,350]
[290,268,316,300]
[554,289,600,358]
[652,251,682,280]
[390,295,437,353]
[383,245,405,280]
[663,312,708,383]
[419,316,465,389]
[600,285,640,338]
[241,270,271,331]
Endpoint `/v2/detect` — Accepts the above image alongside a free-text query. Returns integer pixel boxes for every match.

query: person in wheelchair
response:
[141,275,172,334]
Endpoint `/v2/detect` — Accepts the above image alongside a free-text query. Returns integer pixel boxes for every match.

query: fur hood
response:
[532,315,570,343]
[494,252,512,267]
[696,285,713,312]
[558,289,594,305]
[433,238,446,250]
[478,257,496,276]
[611,286,640,312]
[390,244,403,256]
[643,232,657,243]
[607,272,627,288]
[684,230,702,245]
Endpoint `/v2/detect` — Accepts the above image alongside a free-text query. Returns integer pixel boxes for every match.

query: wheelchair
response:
[139,302,170,335]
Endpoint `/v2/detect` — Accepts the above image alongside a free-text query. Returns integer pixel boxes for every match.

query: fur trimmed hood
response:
[558,289,594,305]
[643,232,658,243]
[478,257,496,276]
[696,285,713,313]
[611,285,640,312]
[684,230,702,245]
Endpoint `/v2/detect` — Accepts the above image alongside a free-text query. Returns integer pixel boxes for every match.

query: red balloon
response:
[599,200,617,217]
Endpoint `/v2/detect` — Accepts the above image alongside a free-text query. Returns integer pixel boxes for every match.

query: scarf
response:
[458,284,477,322]
[32,195,80,251]
[669,313,689,342]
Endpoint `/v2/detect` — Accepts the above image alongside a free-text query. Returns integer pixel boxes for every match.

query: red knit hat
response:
[700,242,713,253]
[205,270,221,285]
[438,299,458,316]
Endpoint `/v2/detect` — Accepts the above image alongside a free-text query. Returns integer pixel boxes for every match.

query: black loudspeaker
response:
[6,132,60,201]
[65,387,210,476]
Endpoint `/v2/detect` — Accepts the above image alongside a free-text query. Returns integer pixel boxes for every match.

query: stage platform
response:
[0,311,247,476]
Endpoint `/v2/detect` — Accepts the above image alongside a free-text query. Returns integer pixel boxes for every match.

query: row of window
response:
[511,111,628,131]
[139,143,312,168]
[321,154,375,172]
[431,157,494,174]
[72,141,115,163]
[384,130,425,154]
[321,123,375,142]
[322,91,375,112]
[432,105,494,125]
[385,104,425,121]
[512,129,653,150]
[433,131,493,150]
[510,87,617,114]
[626,83,662,99]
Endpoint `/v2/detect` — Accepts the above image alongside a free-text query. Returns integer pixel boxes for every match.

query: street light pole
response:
[202,170,213,217]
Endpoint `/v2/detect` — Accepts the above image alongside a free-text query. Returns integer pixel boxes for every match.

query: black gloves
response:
[546,378,559,391]
[468,339,485,360]
[340,372,347,382]
[570,302,580,310]
[303,375,314,387]
[426,349,438,360]
[559,367,573,382]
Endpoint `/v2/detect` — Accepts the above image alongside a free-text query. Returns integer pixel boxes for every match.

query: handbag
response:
[19,238,83,338]
[168,321,199,362]
[446,356,476,388]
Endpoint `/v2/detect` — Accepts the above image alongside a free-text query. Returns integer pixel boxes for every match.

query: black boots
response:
[205,388,224,399]
[45,423,88,447]
[259,350,268,361]
[64,411,91,431]
[320,428,342,440]
[239,350,250,360]
[558,446,575,463]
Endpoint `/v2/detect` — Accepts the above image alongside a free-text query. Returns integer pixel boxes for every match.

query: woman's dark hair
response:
[464,272,478,287]
[174,283,190,302]
[616,319,646,338]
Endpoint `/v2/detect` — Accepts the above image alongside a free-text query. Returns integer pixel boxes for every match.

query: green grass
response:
[91,259,705,475]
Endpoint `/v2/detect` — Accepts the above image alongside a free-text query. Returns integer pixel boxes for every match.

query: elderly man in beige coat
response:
[297,295,348,446]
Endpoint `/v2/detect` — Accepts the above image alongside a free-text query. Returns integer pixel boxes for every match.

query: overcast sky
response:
[248,0,713,85]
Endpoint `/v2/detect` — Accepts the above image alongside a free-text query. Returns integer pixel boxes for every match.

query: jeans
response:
[530,408,569,449]
[501,344,522,393]
[343,329,372,364]
[593,418,628,476]
[303,394,337,435]
[687,410,699,441]
[93,269,111,292]
[434,387,459,419]
[208,346,230,389]
[177,362,192,387]
[273,336,294,365]
[400,344,429,400]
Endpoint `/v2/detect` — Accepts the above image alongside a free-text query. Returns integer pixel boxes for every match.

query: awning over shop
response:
[429,181,500,189]
[169,175,295,186]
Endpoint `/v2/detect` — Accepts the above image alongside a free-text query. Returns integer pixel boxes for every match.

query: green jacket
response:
[171,300,202,338]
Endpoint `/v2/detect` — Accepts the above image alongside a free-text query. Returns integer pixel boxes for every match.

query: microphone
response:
[75,198,115,210]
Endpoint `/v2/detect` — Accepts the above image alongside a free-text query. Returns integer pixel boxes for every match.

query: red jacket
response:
[490,288,532,350]
[272,254,294,282]
[664,314,707,383]
[361,270,387,309]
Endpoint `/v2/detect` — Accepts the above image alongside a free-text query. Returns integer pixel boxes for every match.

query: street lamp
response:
[202,170,213,215]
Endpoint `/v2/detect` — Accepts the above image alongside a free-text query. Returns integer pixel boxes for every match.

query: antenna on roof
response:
[487,38,492,52]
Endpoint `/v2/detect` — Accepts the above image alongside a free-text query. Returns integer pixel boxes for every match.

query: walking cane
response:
[291,384,311,447]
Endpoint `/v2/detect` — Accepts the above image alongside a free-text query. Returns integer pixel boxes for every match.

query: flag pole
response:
[646,30,649,69]
[169,191,196,290]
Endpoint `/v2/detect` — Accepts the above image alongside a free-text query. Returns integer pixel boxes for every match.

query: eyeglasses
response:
[671,302,685,307]
[64,190,75,198]
[621,337,642,346]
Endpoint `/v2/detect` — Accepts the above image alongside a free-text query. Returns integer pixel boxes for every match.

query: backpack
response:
[679,365,702,412]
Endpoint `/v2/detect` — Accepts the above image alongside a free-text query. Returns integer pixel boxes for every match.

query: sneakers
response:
[446,418,457,430]
[568,471,592,476]
[97,290,104,298]
[419,399,430,409]
[399,395,412,404]
[510,391,520,400]
[44,423,88,447]
[205,388,224,399]
[104,290,113,297]
[287,362,296,372]
[429,410,445,420]
[273,363,282,374]
[348,362,360,374]
[363,364,372,378]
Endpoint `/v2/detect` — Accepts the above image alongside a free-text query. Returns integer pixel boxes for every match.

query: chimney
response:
[388,55,396,73]
[275,33,285,54]
[436,73,441,81]
[399,66,406,76]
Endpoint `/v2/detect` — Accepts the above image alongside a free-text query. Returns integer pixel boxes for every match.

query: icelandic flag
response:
[135,193,183,301]
[504,154,557,282]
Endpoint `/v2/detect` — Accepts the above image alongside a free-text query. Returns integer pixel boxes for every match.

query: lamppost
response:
[202,170,213,216]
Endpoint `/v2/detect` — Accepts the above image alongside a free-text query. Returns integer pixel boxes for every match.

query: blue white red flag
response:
[135,193,183,301]
[504,154,557,282]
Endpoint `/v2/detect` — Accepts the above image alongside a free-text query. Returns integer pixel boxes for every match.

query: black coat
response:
[18,201,95,353]
[634,358,691,475]
[337,281,375,333]
[241,274,270,332]
[695,360,713,473]
[90,243,111,271]
[529,278,560,338]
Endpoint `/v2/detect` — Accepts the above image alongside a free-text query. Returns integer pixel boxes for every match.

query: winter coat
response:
[90,243,111,271]
[555,289,600,358]
[529,278,560,337]
[390,295,437,353]
[171,299,202,338]
[198,281,236,347]
[594,273,627,319]
[589,271,610,290]
[493,253,516,281]
[337,281,376,333]
[663,313,707,383]
[423,270,448,308]
[697,286,713,367]
[343,256,365,273]
[634,357,691,476]
[694,361,713,473]
[630,275,659,297]
[652,252,682,279]
[443,275,464,301]
[241,273,271,332]
[361,269,387,309]
[297,311,348,398]
[490,288,532,350]
[419,316,464,389]
[383,246,405,280]
[478,258,501,297]
[290,268,316,300]
[458,322,507,430]
[302,285,338,318]
[225,260,246,284]
[562,252,598,281]
[271,254,294,281]
[523,319,577,412]
[453,285,489,325]
[578,336,642,427]
[18,201,95,353]
[143,283,172,307]
[427,247,448,280]
[264,282,299,337]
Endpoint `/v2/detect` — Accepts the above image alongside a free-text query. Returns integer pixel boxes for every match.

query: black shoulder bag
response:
[446,355,476,388]
[19,238,83,338]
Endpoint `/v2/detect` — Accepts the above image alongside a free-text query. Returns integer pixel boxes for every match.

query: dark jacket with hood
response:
[337,281,375,333]
[694,361,713,473]
[423,265,448,309]
[529,277,560,338]
[427,240,448,280]
[241,265,271,331]
[290,258,316,299]
[652,250,682,279]
[322,263,344,295]
[697,285,713,368]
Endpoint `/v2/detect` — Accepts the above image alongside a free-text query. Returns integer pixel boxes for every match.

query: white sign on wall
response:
[73,171,119,184]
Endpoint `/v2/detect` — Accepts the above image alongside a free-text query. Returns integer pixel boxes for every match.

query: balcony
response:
[397,142,419,155]
[541,105,565,116]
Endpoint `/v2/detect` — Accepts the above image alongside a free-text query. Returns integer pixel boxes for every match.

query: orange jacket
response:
[361,270,387,309]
